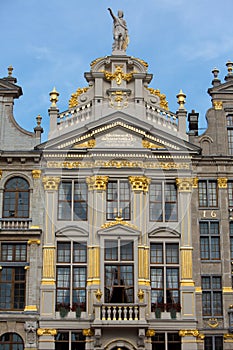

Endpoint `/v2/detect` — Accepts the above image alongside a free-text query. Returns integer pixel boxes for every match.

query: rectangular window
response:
[106,180,130,220]
[230,222,233,260]
[200,221,220,260]
[56,242,87,312]
[55,332,85,350]
[202,276,222,317]
[58,181,87,221]
[0,243,27,310]
[198,180,217,207]
[104,239,134,303]
[151,243,180,311]
[204,336,223,350]
[227,115,233,155]
[228,181,233,207]
[150,182,177,222]
[152,333,181,350]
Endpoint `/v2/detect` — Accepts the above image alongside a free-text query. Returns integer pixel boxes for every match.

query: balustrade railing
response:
[101,304,139,321]
[0,218,32,230]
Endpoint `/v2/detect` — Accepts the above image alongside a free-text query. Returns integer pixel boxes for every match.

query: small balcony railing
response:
[0,218,32,230]
[100,304,141,321]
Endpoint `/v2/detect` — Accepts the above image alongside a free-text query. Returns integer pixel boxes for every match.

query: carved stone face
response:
[24,321,37,332]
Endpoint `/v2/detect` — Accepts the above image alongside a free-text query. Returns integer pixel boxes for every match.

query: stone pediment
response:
[56,225,88,237]
[98,218,140,236]
[0,78,22,97]
[40,113,199,154]
[148,227,180,238]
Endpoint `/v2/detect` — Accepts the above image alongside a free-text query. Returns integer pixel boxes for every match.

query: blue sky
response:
[2,0,233,141]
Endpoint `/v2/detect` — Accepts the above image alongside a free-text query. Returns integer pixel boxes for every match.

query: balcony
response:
[0,218,32,230]
[93,303,147,325]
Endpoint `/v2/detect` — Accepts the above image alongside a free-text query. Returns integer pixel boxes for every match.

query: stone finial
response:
[36,114,42,126]
[34,115,43,138]
[226,60,233,75]
[212,67,219,79]
[8,65,13,77]
[176,89,186,110]
[49,87,59,107]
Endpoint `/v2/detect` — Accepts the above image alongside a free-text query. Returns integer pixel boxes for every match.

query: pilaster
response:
[176,178,196,320]
[40,176,60,317]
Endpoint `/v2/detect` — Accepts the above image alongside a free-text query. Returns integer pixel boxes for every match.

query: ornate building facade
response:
[1,10,233,350]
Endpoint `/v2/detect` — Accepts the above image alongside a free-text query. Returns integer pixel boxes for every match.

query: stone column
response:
[176,178,196,321]
[128,176,151,304]
[86,175,108,314]
[40,176,60,318]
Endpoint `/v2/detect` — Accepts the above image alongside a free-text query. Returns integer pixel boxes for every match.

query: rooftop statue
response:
[108,8,129,53]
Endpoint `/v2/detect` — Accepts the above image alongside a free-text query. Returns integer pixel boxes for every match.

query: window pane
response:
[119,181,130,220]
[73,182,87,220]
[228,181,233,206]
[105,240,118,260]
[56,267,70,305]
[73,243,87,263]
[166,244,179,264]
[58,182,72,220]
[120,241,133,261]
[57,243,71,263]
[151,244,163,264]
[150,183,162,221]
[106,181,118,220]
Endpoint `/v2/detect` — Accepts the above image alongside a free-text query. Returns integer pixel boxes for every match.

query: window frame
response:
[56,241,87,312]
[3,177,30,218]
[200,221,220,261]
[201,275,222,317]
[149,181,178,222]
[58,180,88,221]
[150,242,180,311]
[106,179,131,221]
[198,179,218,208]
[227,114,233,155]
[0,242,27,311]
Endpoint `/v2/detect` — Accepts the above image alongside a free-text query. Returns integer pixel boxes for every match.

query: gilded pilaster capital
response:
[82,329,94,337]
[192,177,198,188]
[32,170,41,179]
[24,305,38,312]
[128,175,151,192]
[218,177,228,189]
[176,178,193,192]
[0,170,2,178]
[42,176,60,190]
[179,330,204,339]
[224,333,233,341]
[28,239,41,245]
[37,328,57,336]
[86,175,109,191]
[213,100,223,110]
[146,329,156,337]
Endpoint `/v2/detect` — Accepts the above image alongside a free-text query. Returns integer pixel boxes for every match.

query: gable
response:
[40,113,199,153]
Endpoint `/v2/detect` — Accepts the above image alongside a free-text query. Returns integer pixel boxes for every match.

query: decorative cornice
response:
[32,170,41,179]
[213,100,223,110]
[101,216,138,230]
[42,176,60,191]
[47,160,191,170]
[128,176,151,192]
[218,177,228,189]
[176,178,193,192]
[37,328,57,336]
[86,175,109,191]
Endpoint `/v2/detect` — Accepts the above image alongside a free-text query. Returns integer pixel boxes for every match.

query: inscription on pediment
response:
[96,128,142,148]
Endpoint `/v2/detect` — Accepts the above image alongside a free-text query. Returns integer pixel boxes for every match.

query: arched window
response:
[0,333,24,350]
[3,177,30,218]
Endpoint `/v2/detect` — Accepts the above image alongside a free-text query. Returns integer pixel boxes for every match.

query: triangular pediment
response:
[0,78,22,97]
[39,112,200,155]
